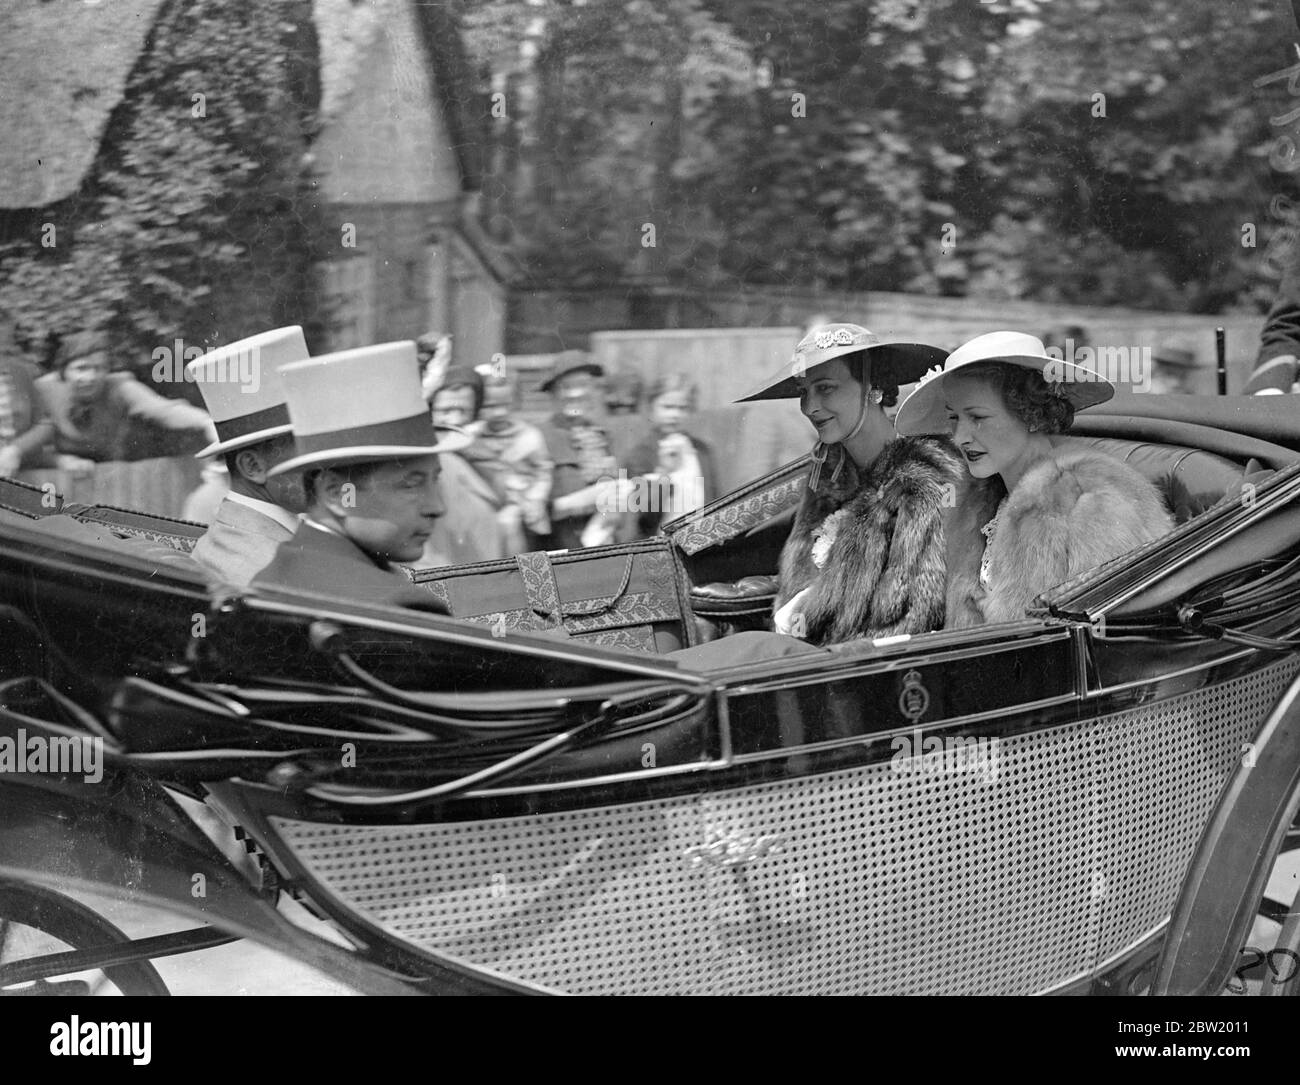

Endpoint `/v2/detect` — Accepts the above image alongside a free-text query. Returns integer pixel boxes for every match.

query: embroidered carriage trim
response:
[576,623,658,653]
[415,577,452,612]
[672,474,807,555]
[514,551,569,635]
[464,591,676,636]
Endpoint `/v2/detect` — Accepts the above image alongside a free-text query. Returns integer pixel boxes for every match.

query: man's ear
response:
[233,447,270,484]
[315,467,353,517]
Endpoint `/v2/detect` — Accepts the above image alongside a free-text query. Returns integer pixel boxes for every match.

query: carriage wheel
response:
[1228,808,1300,997]
[0,879,170,997]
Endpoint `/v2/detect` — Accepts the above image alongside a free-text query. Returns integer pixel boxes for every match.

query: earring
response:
[867,388,884,404]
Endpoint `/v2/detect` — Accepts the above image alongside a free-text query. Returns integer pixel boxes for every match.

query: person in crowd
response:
[623,373,717,536]
[253,341,470,609]
[1041,323,1090,358]
[35,330,216,471]
[739,323,962,646]
[1246,246,1300,394]
[187,327,313,586]
[461,374,554,553]
[1149,344,1200,394]
[0,322,55,479]
[418,366,510,566]
[417,332,452,402]
[604,371,644,416]
[893,331,1175,628]
[534,351,651,549]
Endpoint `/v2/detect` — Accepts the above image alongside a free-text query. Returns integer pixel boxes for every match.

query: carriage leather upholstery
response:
[2,504,206,575]
[408,538,698,654]
[1052,436,1246,524]
[60,502,207,553]
[689,576,779,617]
[0,475,62,518]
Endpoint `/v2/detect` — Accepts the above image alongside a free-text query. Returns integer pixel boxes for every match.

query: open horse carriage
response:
[2,390,1299,996]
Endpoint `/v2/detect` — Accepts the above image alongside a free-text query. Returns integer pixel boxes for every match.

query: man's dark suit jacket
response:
[1248,252,1300,392]
[252,520,450,613]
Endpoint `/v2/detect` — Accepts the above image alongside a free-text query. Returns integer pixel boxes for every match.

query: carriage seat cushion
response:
[1,505,206,575]
[1051,436,1246,524]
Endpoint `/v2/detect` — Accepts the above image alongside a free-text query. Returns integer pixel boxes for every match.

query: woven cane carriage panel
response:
[270,658,1299,994]
[271,801,716,995]
[1090,656,1300,961]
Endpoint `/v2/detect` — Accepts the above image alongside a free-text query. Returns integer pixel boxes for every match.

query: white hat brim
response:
[266,430,475,477]
[894,353,1114,436]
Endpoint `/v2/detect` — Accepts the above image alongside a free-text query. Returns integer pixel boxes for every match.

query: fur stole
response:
[776,435,967,645]
[945,447,1176,628]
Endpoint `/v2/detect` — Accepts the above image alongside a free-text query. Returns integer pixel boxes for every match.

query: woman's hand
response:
[0,444,20,479]
[774,587,812,638]
[57,454,97,477]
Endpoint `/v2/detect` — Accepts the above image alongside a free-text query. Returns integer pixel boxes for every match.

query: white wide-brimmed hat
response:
[737,323,947,402]
[267,341,473,476]
[893,330,1114,436]
[188,326,309,458]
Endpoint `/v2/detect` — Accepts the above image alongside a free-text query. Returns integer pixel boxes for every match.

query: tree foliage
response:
[460,0,1300,312]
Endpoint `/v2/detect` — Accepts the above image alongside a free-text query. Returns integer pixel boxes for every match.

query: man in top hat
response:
[1150,344,1199,395]
[188,327,313,586]
[252,341,470,609]
[534,350,653,549]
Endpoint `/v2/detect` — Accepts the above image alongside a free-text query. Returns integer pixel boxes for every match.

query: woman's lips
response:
[964,449,985,462]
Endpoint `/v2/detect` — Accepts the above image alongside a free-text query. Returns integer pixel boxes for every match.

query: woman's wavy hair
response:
[956,361,1075,434]
[842,351,899,408]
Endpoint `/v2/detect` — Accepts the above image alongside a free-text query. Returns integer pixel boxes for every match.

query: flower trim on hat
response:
[917,364,945,387]
[813,327,857,349]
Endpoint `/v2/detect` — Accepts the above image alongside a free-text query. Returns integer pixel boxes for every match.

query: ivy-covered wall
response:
[0,0,324,406]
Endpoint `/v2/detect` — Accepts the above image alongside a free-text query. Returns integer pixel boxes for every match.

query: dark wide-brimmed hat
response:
[267,341,472,476]
[539,350,604,394]
[736,323,948,402]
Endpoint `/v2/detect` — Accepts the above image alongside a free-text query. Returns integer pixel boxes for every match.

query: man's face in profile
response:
[324,454,446,563]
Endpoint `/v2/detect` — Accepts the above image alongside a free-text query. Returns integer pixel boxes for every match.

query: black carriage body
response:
[3,394,1300,996]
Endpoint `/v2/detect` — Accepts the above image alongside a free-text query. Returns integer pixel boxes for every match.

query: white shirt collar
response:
[225,490,301,534]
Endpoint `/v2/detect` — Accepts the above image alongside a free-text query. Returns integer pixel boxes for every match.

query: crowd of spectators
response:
[410,341,716,567]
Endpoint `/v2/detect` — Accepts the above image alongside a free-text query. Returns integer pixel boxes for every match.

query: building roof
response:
[313,0,481,190]
[0,0,482,211]
[0,0,166,210]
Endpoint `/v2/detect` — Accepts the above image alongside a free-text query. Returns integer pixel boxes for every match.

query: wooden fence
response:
[18,456,204,521]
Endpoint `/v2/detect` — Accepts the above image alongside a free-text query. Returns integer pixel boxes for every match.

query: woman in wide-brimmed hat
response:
[893,330,1175,627]
[737,323,964,645]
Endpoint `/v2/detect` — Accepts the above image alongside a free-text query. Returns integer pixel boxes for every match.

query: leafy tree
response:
[460,0,1300,313]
